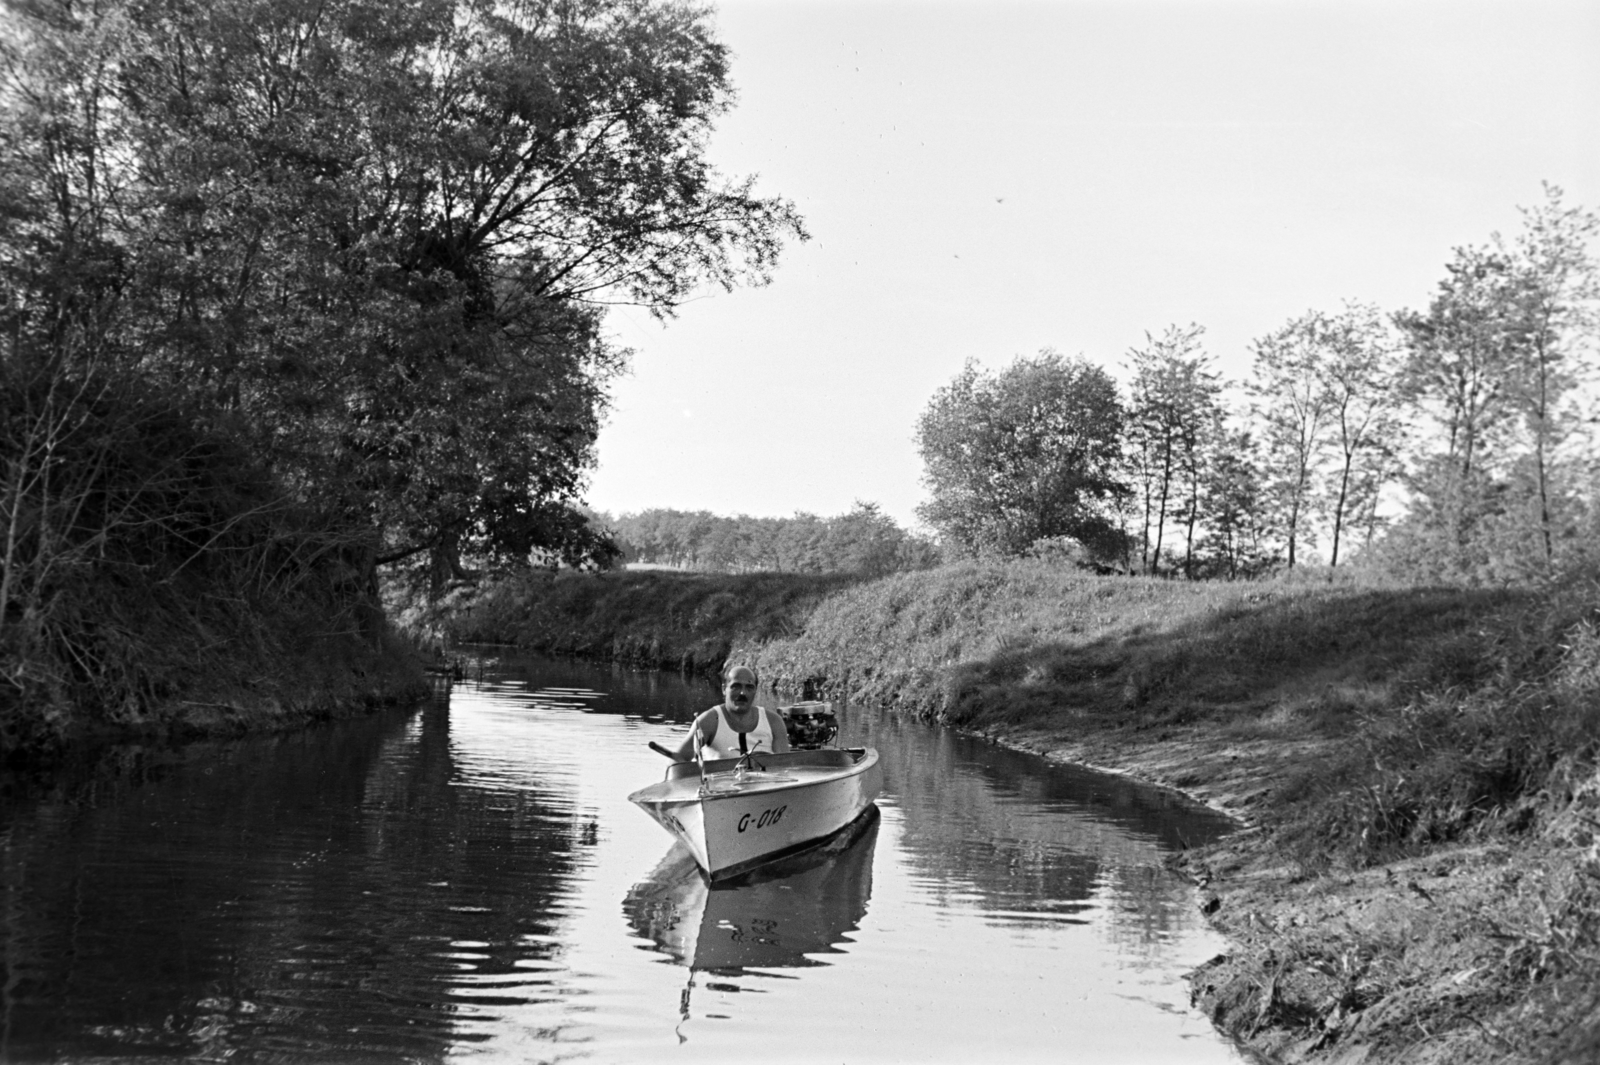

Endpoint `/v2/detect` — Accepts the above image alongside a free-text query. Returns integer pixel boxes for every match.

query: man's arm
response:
[669,710,717,761]
[765,708,791,753]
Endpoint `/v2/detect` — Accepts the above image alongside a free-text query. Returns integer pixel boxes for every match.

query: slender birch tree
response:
[1503,185,1599,573]
[1124,324,1218,576]
[1247,312,1336,568]
[1316,304,1405,568]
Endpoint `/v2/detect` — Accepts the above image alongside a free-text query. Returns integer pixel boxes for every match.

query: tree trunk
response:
[1330,456,1352,568]
[1151,450,1173,574]
[1533,337,1555,572]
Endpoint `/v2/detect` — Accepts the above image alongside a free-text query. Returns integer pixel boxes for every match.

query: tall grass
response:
[1281,584,1600,864]
[748,561,1513,727]
[749,559,1600,865]
[430,569,861,674]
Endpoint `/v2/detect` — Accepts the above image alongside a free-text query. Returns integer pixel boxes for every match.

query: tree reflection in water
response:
[0,698,588,1062]
[859,708,1234,942]
[1,655,1242,1064]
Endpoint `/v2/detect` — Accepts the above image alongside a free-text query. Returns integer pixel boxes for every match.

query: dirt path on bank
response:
[983,721,1600,1065]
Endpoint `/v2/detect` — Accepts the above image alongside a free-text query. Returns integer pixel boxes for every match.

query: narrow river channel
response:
[1,654,1243,1063]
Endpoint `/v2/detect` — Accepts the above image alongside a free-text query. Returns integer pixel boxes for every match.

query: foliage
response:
[605,502,936,576]
[1245,312,1337,568]
[903,189,1594,586]
[1124,323,1221,576]
[1390,186,1599,584]
[0,356,420,759]
[1310,303,1405,567]
[1195,428,1278,579]
[915,350,1128,560]
[1,0,804,597]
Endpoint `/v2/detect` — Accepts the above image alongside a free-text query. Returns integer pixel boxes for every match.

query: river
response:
[0,654,1243,1063]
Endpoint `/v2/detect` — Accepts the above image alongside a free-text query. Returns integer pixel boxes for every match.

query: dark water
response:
[0,655,1242,1063]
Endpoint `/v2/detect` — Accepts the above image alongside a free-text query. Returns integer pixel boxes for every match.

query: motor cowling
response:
[781,700,839,749]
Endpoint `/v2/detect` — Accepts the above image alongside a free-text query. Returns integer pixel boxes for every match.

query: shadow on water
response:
[0,695,589,1063]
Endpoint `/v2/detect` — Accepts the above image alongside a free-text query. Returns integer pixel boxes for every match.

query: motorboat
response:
[629,733,882,882]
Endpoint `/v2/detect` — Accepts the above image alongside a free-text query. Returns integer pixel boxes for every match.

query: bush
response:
[1,366,411,761]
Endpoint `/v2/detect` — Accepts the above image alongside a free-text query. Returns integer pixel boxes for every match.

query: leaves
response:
[915,351,1128,560]
[2,0,805,594]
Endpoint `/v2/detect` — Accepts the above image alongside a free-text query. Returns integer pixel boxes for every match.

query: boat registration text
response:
[738,805,788,833]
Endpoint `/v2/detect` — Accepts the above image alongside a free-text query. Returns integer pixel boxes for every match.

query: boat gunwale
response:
[628,748,879,805]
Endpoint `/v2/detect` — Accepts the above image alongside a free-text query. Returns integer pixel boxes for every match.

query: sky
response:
[584,0,1600,530]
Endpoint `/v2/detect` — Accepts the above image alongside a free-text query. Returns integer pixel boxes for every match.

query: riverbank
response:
[2,553,431,766]
[447,563,1600,1063]
[423,568,862,673]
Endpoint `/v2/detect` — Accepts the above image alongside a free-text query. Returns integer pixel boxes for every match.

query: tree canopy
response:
[607,503,937,576]
[905,190,1598,583]
[915,352,1127,559]
[1,0,805,593]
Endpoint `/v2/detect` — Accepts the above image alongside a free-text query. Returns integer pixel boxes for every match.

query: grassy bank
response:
[430,569,862,673]
[453,560,1600,1062]
[746,563,1600,1063]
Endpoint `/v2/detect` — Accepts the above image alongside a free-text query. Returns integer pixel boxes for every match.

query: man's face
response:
[723,669,757,709]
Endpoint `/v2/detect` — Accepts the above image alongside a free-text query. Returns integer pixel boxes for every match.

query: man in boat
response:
[668,664,791,761]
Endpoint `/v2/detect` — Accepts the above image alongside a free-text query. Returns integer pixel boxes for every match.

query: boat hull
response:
[629,749,882,881]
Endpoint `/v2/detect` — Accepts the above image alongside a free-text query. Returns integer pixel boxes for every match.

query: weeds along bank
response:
[454,561,1600,1062]
[434,569,862,673]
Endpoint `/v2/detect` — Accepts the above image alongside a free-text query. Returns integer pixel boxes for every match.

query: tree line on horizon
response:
[915,185,1600,584]
[594,503,938,577]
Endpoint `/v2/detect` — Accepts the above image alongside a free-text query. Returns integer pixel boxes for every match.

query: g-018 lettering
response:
[737,805,788,833]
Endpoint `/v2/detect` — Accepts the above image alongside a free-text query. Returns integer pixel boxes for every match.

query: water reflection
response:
[1,654,1243,1063]
[624,809,879,974]
[859,707,1233,940]
[0,699,586,1062]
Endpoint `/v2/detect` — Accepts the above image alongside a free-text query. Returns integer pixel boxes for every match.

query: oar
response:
[648,741,679,759]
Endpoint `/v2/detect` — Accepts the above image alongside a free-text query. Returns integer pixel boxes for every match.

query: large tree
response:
[2,0,805,594]
[915,351,1127,559]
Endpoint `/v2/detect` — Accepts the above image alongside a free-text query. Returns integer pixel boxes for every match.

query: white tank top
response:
[702,705,775,760]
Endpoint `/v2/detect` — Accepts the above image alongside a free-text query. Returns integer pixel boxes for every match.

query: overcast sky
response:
[584,0,1600,530]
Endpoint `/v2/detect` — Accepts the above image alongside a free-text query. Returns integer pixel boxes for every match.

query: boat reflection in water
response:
[624,807,879,982]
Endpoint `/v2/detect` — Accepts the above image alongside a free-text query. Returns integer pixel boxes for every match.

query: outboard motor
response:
[782,700,839,749]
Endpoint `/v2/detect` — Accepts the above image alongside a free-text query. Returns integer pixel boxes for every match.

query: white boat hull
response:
[629,749,882,881]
